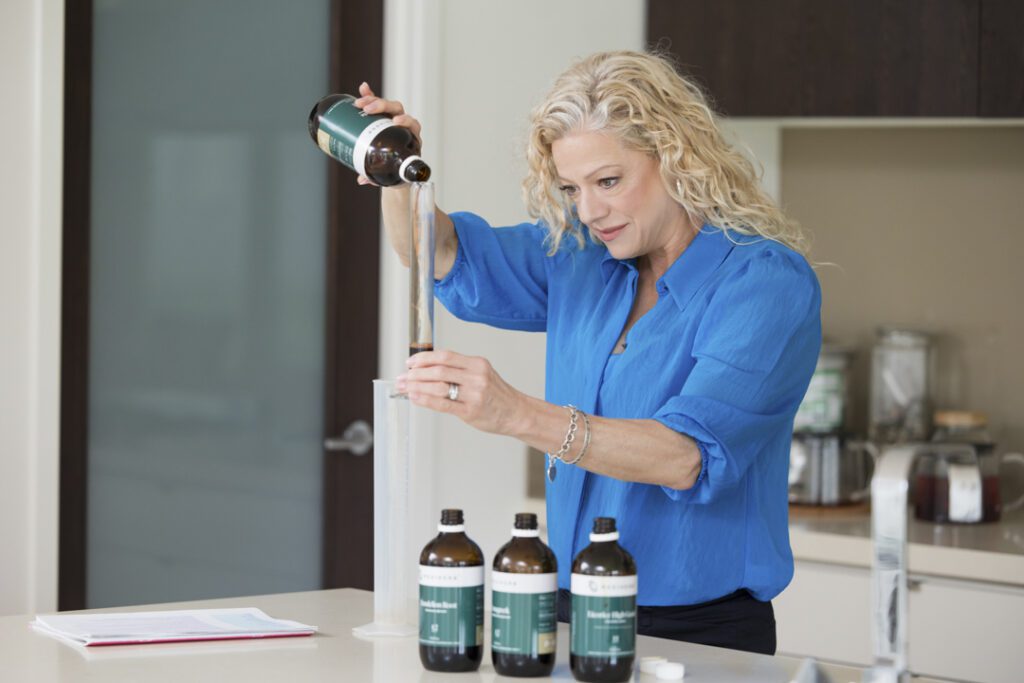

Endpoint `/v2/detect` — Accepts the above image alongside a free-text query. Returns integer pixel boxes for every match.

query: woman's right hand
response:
[355,83,457,278]
[353,82,423,187]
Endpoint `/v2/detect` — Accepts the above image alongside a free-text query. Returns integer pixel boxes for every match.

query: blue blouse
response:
[435,212,821,606]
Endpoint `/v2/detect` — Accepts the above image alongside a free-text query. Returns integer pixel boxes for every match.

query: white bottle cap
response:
[655,661,685,680]
[640,656,668,674]
[510,528,540,537]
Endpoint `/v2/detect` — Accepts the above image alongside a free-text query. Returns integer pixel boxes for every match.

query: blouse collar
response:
[600,225,737,311]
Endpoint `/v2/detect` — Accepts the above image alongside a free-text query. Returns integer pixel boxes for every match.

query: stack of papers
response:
[32,607,317,647]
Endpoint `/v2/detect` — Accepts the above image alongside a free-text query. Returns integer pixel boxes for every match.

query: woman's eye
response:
[559,185,578,196]
[598,177,619,189]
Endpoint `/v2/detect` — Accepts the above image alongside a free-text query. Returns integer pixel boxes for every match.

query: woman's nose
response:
[575,189,607,226]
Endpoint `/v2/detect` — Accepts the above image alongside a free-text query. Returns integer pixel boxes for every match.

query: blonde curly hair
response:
[523,50,809,257]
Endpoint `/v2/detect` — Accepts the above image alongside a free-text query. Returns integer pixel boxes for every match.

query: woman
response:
[357,50,820,655]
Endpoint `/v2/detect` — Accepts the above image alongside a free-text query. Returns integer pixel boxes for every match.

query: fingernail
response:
[397,373,407,381]
[405,357,415,367]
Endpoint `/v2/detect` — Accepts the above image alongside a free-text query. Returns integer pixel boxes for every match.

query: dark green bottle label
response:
[491,571,557,656]
[570,574,637,657]
[315,95,393,175]
[419,565,484,648]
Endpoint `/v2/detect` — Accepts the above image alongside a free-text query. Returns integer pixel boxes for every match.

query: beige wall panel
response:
[781,128,1024,459]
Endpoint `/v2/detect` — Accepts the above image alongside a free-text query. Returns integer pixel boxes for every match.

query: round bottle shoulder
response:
[571,542,636,575]
[420,533,484,566]
[492,537,557,573]
[373,124,421,150]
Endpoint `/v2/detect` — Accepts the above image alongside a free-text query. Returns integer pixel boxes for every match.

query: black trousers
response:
[557,588,776,656]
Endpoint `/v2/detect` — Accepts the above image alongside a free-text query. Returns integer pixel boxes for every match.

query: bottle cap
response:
[655,661,685,680]
[640,656,668,674]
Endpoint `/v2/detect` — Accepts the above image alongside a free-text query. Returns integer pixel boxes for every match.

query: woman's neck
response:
[639,215,699,281]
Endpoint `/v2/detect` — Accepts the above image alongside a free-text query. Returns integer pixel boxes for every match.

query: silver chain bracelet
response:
[552,405,579,461]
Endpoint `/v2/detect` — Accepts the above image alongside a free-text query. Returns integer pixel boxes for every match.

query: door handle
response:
[324,420,373,456]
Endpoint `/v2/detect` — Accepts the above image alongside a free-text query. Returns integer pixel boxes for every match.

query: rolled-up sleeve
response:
[434,212,550,332]
[652,249,822,503]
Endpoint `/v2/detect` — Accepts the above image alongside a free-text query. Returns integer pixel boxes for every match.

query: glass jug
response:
[913,414,1024,523]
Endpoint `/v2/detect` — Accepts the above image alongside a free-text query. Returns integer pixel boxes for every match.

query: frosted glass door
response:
[87,0,330,607]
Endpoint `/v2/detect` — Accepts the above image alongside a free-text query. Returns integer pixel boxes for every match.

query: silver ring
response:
[447,383,460,401]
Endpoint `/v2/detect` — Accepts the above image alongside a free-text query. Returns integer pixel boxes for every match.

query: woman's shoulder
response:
[716,229,817,288]
[696,228,821,320]
[693,229,822,370]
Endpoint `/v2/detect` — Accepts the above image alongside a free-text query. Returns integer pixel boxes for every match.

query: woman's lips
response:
[595,224,626,242]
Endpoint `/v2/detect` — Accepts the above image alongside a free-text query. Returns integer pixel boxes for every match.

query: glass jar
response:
[869,327,933,443]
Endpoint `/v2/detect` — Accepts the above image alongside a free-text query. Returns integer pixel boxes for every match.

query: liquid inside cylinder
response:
[408,182,435,358]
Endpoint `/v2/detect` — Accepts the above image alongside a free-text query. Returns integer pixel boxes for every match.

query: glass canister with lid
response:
[868,327,934,443]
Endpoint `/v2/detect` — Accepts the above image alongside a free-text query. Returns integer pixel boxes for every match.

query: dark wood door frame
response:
[58,0,381,610]
[58,0,93,612]
[321,0,383,591]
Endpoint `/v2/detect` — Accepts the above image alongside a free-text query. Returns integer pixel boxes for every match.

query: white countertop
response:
[789,505,1024,585]
[1,588,945,683]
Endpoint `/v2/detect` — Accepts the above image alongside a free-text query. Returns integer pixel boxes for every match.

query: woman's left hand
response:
[397,350,526,436]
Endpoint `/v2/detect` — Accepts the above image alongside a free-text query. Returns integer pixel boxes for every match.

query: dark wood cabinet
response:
[647,0,1021,117]
[979,0,1024,116]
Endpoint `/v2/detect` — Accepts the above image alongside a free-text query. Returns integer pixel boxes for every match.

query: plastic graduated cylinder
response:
[353,380,434,638]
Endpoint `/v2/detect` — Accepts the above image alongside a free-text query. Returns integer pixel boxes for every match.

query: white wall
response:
[0,0,63,616]
[381,0,646,558]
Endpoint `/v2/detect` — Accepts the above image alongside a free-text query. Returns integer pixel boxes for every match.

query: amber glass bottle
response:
[491,512,558,677]
[418,509,484,672]
[570,517,637,683]
[308,93,430,186]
